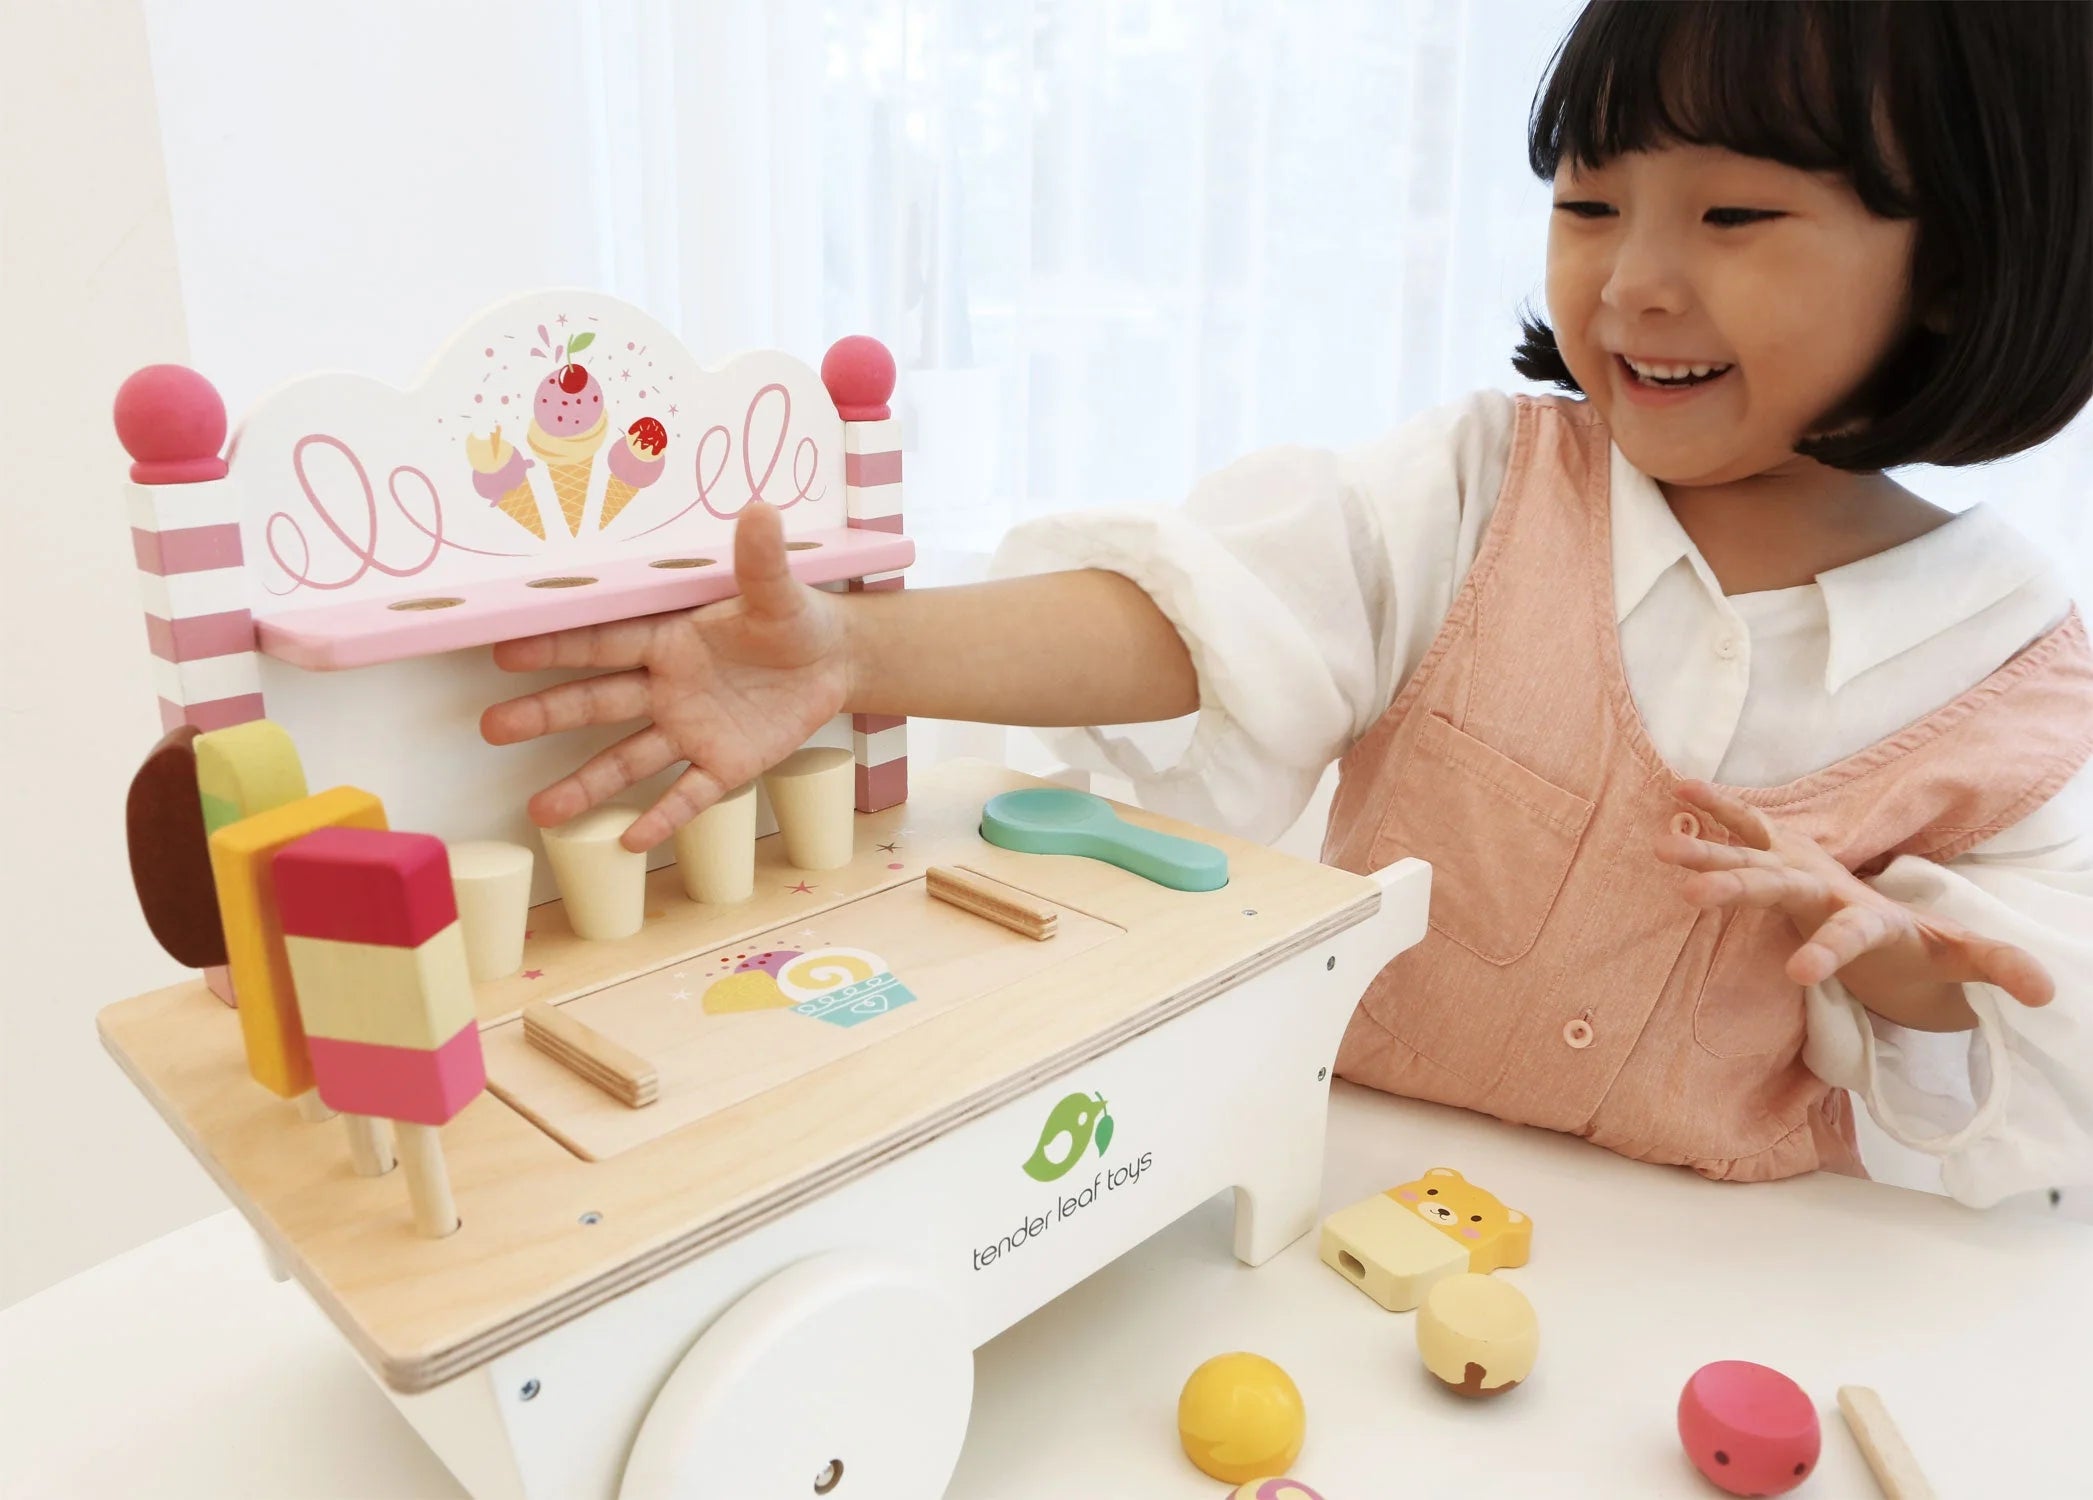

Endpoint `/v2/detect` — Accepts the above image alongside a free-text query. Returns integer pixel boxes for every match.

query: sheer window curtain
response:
[143,0,2093,567]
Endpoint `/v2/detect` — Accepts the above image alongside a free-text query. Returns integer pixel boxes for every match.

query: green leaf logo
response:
[1022,1091,1110,1182]
[566,330,596,356]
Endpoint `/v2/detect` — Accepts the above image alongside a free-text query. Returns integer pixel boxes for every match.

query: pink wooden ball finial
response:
[821,335,896,421]
[114,364,230,484]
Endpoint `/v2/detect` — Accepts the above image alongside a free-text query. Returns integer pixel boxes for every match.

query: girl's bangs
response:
[1529,2,1916,217]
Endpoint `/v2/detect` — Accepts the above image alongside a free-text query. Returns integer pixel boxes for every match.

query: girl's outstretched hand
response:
[1655,779,2054,1031]
[479,501,852,852]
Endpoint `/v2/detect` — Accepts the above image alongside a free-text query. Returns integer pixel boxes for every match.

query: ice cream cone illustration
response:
[465,426,543,539]
[600,416,669,528]
[527,334,607,536]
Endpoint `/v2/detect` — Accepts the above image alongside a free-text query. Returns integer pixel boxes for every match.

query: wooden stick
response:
[927,865,1058,941]
[1837,1386,1934,1500]
[294,1089,336,1123]
[343,1114,396,1177]
[524,1001,659,1107]
[396,1122,459,1238]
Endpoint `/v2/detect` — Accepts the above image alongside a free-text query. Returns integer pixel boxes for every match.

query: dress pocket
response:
[1692,907,1808,1059]
[1369,711,1594,966]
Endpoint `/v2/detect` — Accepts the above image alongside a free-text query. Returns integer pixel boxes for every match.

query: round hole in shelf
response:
[388,596,465,611]
[814,1459,844,1494]
[648,557,717,570]
[785,541,822,552]
[528,576,599,589]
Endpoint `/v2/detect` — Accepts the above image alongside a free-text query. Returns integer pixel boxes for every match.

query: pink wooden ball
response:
[113,364,229,483]
[820,334,896,420]
[1677,1361,1820,1496]
[1229,1481,1329,1500]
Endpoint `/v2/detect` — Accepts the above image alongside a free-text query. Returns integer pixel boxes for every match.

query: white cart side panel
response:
[377,862,1427,1500]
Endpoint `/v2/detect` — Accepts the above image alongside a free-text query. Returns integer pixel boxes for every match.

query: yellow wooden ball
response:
[1178,1352,1306,1484]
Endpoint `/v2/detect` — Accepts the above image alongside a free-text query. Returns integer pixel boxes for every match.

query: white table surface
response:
[5,1082,2083,1498]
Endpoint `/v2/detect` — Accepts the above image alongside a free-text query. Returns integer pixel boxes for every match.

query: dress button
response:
[1670,810,1701,839]
[1562,1016,1595,1049]
[1714,636,1740,660]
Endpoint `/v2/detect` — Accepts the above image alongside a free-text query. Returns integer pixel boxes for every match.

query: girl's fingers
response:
[625,763,734,852]
[1676,780,1778,852]
[733,500,804,621]
[1965,935,2055,1008]
[492,615,660,674]
[481,670,652,745]
[525,726,679,828]
[1654,831,1788,875]
[1680,862,1829,921]
[1788,903,1898,986]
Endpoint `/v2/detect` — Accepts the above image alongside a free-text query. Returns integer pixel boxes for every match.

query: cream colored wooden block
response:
[541,806,647,941]
[671,783,757,904]
[283,927,477,1050]
[448,840,534,982]
[1319,1190,1468,1311]
[760,747,856,871]
[1418,1273,1537,1398]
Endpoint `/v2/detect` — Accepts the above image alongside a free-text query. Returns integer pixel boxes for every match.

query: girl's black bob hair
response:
[1513,0,2092,471]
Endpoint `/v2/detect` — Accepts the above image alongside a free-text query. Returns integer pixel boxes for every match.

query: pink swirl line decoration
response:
[266,434,528,595]
[630,383,824,538]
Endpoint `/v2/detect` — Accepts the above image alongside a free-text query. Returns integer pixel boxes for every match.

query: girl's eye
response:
[1706,207,1782,227]
[1553,200,1614,219]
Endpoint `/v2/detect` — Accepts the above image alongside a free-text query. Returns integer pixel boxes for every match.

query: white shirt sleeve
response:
[985,389,1515,844]
[1804,755,2093,1207]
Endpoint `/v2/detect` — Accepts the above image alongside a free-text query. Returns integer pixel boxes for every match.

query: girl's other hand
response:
[1655,780,2054,1031]
[479,500,852,852]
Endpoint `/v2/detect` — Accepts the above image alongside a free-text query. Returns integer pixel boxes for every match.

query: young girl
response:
[481,1,2093,1208]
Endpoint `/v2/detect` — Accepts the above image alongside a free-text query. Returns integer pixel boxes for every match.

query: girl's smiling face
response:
[1546,143,1921,488]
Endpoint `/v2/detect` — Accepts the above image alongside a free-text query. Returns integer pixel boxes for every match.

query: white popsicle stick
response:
[396,1121,459,1238]
[343,1114,396,1177]
[294,1089,336,1123]
[1837,1386,1934,1500]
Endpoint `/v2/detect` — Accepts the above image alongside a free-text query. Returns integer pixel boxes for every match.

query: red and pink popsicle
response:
[272,827,485,1237]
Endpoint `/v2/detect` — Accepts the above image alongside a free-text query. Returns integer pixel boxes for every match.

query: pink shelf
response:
[254,526,914,670]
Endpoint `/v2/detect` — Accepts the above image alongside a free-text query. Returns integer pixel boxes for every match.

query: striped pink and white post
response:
[116,365,259,1005]
[821,337,908,814]
[115,365,264,736]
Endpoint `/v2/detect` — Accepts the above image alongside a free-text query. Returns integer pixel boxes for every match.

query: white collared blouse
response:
[989,389,2093,1208]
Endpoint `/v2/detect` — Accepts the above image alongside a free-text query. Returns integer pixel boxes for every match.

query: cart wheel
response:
[619,1251,973,1500]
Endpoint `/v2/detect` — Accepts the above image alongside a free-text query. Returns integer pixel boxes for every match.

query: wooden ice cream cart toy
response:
[95,290,1432,1500]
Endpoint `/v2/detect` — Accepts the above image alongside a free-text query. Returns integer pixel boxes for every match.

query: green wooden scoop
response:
[979,787,1229,892]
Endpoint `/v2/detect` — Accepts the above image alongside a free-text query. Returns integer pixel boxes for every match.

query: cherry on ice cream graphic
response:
[525,329,607,536]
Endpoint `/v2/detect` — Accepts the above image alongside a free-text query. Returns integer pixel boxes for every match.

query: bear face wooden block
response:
[1319,1167,1532,1312]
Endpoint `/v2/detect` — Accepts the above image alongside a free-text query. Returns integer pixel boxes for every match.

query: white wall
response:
[0,0,225,1306]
